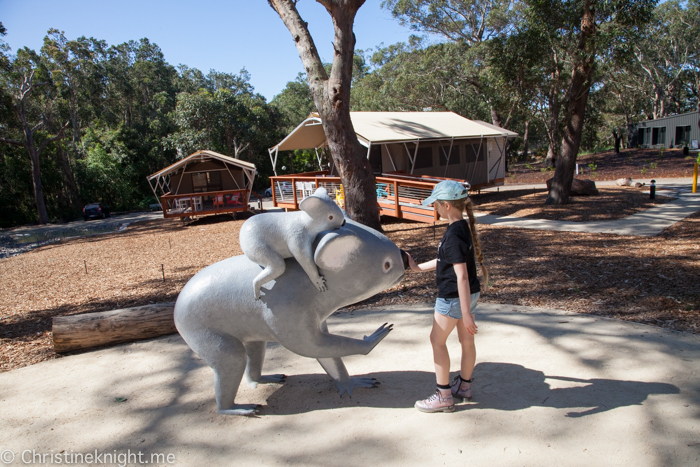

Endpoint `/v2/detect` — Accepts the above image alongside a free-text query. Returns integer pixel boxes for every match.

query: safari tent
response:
[268,112,517,223]
[147,150,257,219]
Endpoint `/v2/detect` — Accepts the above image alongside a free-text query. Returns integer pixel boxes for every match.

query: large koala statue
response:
[174,218,405,415]
[239,187,345,299]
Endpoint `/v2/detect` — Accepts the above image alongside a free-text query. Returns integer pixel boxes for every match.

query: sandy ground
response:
[0,304,698,466]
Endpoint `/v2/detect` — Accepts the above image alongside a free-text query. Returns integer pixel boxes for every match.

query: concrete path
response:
[476,179,700,236]
[1,304,698,466]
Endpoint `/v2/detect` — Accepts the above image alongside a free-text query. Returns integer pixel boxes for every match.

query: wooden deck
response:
[270,171,457,223]
[160,188,251,219]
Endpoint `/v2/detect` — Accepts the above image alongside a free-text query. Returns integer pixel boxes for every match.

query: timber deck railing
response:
[270,171,468,223]
[160,188,249,219]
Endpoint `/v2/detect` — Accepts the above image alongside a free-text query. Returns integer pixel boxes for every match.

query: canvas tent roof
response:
[271,112,517,152]
[147,150,256,180]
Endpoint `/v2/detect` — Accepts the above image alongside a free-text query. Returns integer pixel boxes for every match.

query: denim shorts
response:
[434,292,480,320]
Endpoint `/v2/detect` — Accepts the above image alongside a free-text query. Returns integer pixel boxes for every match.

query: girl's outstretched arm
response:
[406,252,436,272]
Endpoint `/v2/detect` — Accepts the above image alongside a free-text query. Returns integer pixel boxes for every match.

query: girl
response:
[407,180,489,413]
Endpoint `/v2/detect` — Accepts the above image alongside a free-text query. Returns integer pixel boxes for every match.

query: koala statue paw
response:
[334,377,382,398]
[218,404,263,416]
[363,323,394,354]
[314,276,327,293]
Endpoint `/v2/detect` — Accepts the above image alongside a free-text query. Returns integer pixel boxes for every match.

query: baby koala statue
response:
[240,187,345,299]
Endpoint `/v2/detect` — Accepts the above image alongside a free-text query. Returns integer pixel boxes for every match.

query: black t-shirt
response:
[436,220,480,298]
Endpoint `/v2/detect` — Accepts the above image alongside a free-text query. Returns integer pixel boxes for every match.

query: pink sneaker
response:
[415,389,455,413]
[451,376,472,402]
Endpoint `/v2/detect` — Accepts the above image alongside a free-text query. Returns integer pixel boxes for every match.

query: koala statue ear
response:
[313,187,329,198]
[299,187,334,215]
[314,230,362,271]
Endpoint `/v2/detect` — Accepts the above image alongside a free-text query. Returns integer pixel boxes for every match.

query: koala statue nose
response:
[341,219,346,226]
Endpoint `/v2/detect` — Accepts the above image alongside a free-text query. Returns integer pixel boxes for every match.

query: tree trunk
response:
[613,129,621,153]
[52,303,176,353]
[544,89,561,168]
[58,146,83,210]
[25,139,50,224]
[268,0,381,230]
[545,1,597,206]
[521,120,530,161]
[488,100,502,128]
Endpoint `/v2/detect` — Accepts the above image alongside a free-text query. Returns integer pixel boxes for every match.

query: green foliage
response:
[351,39,492,121]
[165,85,283,186]
[76,126,136,210]
[271,73,315,131]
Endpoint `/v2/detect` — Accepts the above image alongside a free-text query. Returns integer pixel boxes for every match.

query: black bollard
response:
[650,179,656,200]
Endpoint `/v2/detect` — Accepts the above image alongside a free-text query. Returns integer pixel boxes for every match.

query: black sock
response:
[437,383,451,390]
[460,375,472,383]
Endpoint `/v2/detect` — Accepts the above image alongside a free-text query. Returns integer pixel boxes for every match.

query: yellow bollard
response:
[694,163,698,193]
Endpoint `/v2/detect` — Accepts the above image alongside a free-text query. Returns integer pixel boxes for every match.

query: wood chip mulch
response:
[507,147,697,185]
[2,188,699,373]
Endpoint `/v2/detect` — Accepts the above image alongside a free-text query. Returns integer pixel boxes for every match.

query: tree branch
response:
[268,0,328,102]
[38,121,70,155]
[0,136,25,147]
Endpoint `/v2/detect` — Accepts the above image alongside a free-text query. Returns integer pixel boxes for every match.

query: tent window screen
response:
[369,145,382,174]
[192,171,222,193]
[413,147,433,169]
[464,143,484,163]
[439,144,460,166]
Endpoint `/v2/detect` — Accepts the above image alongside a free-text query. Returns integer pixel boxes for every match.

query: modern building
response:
[630,111,700,149]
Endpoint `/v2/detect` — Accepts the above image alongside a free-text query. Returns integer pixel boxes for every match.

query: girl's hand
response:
[463,313,478,335]
[407,252,420,272]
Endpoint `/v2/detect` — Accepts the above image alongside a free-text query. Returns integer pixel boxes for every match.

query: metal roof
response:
[147,150,256,180]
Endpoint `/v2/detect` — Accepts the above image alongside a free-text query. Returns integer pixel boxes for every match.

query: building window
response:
[464,143,484,163]
[192,171,222,193]
[413,146,434,170]
[675,125,691,146]
[439,144,460,166]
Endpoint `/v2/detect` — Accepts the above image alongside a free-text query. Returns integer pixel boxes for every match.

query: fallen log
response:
[52,303,176,353]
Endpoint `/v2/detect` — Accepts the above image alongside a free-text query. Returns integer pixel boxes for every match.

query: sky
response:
[0,0,421,101]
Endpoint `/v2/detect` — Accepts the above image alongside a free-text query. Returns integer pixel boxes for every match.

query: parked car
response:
[265,182,293,198]
[83,203,110,221]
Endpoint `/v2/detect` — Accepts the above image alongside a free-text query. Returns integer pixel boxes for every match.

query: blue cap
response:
[422,180,469,206]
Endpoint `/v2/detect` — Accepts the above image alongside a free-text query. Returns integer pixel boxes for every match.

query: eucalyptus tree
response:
[529,0,657,205]
[166,87,283,173]
[488,22,568,165]
[352,38,491,120]
[40,30,108,209]
[0,48,70,224]
[631,0,698,119]
[267,0,381,230]
[684,0,700,113]
[382,0,518,128]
